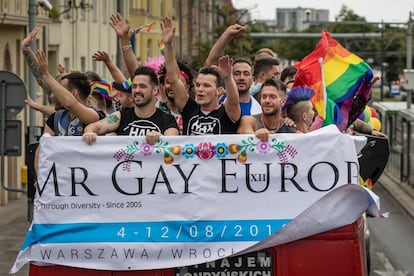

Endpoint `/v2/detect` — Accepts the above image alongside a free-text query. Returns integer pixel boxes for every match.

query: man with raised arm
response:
[161,17,241,135]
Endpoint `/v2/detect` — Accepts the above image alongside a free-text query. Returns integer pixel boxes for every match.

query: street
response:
[368,182,414,275]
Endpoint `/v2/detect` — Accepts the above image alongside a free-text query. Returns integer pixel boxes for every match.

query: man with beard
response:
[238,78,296,141]
[161,17,241,135]
[82,66,179,145]
[229,58,262,116]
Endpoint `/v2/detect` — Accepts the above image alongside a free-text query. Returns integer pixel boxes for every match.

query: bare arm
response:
[161,17,188,111]
[82,112,122,144]
[34,49,100,124]
[109,13,138,78]
[25,96,55,116]
[204,24,246,66]
[213,55,241,122]
[237,116,257,134]
[352,118,388,138]
[92,50,126,82]
[22,27,51,94]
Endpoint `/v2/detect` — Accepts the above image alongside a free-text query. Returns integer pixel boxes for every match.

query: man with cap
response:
[112,78,134,109]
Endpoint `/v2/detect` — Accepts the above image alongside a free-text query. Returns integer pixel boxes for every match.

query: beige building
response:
[0,0,118,206]
[0,0,230,207]
[0,0,50,206]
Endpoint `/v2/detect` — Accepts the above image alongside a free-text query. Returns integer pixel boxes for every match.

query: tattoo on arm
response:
[23,50,51,94]
[105,114,119,124]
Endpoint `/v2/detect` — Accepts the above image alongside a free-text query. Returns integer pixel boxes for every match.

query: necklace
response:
[261,115,280,131]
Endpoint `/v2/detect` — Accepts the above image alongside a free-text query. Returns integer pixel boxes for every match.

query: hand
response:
[371,76,380,86]
[22,27,40,48]
[145,131,161,145]
[24,96,38,109]
[283,117,296,128]
[223,24,246,38]
[371,129,388,138]
[92,51,111,63]
[160,17,175,44]
[82,132,98,145]
[34,49,49,76]
[255,128,273,142]
[56,63,66,74]
[109,12,131,39]
[212,55,233,79]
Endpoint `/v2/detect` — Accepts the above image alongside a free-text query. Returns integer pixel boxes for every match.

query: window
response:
[16,40,21,75]
[160,0,165,17]
[92,59,97,73]
[92,0,97,22]
[146,39,152,59]
[146,0,152,15]
[64,57,70,72]
[3,43,12,71]
[102,0,107,24]
[80,56,86,72]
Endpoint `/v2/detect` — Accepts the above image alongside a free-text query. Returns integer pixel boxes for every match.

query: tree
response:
[191,3,253,69]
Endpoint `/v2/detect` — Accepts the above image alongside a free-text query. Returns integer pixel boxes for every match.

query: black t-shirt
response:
[116,107,178,136]
[181,98,240,135]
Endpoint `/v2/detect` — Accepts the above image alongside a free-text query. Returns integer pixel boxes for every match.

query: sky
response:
[232,0,414,23]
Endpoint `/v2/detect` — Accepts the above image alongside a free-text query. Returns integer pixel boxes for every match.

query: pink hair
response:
[144,56,165,76]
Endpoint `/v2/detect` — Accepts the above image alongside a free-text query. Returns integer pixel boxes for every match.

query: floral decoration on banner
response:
[113,137,298,171]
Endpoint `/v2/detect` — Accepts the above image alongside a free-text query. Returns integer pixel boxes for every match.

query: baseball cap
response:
[112,78,132,93]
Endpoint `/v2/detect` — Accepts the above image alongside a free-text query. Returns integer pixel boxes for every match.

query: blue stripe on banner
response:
[22,219,291,250]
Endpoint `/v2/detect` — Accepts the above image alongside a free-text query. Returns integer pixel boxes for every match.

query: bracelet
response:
[21,46,31,52]
[121,44,132,51]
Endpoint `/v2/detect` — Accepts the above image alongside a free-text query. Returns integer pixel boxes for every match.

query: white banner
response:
[12,125,377,273]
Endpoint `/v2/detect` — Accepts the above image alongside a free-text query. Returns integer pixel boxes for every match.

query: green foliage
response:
[191,3,253,69]
[191,3,411,84]
[49,7,60,20]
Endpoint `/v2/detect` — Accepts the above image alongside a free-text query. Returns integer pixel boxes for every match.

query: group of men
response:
[25,12,380,154]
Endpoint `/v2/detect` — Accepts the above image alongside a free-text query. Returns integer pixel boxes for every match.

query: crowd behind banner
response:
[13,11,387,272]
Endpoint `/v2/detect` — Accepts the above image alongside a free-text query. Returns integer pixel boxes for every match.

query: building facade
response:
[0,0,50,205]
[0,0,227,207]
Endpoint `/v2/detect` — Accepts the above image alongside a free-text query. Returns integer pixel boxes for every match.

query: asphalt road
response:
[367,183,414,276]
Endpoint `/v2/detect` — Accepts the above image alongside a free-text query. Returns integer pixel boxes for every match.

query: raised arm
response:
[92,50,126,82]
[33,49,99,124]
[109,12,137,78]
[21,27,51,94]
[204,24,246,66]
[213,55,241,122]
[161,16,188,111]
[24,95,55,116]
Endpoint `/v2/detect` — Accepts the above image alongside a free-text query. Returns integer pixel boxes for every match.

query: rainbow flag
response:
[133,22,155,34]
[294,30,373,131]
[90,81,112,99]
[159,40,165,56]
